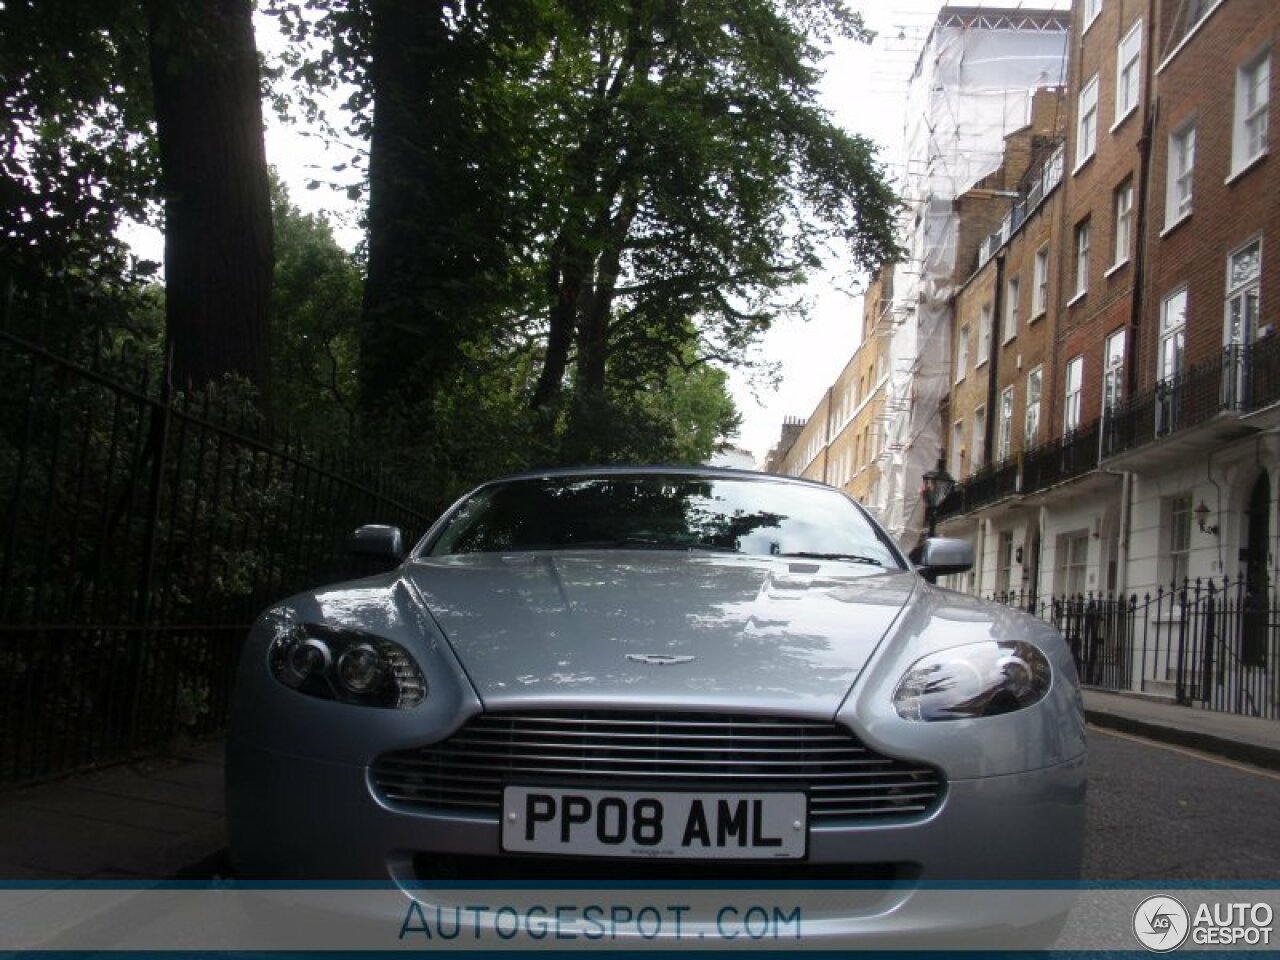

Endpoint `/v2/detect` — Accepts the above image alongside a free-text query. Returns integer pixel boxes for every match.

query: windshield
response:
[424,474,902,567]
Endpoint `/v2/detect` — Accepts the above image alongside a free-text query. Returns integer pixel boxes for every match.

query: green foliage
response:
[269,174,363,442]
[266,0,894,488]
[0,0,159,338]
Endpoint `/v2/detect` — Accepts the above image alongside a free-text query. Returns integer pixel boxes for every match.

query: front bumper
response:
[228,738,1085,945]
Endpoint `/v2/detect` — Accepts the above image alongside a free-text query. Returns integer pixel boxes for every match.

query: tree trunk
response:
[530,244,578,412]
[575,188,638,396]
[149,0,273,405]
[360,0,450,421]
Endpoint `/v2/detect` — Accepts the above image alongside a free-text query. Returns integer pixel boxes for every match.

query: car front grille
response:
[371,711,943,822]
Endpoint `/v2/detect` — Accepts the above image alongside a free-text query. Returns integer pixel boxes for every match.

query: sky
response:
[724,1,945,464]
[125,1,1069,464]
[726,0,1073,465]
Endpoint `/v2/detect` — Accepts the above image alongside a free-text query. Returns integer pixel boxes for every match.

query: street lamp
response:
[1193,499,1218,535]
[921,457,956,539]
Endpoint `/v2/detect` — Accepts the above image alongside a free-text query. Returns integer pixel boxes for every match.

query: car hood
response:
[402,551,917,714]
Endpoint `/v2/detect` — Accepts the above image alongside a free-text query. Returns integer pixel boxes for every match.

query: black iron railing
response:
[940,419,1102,522]
[0,326,438,786]
[1021,419,1100,495]
[937,458,1019,518]
[1104,339,1280,459]
[942,339,1280,523]
[989,577,1280,721]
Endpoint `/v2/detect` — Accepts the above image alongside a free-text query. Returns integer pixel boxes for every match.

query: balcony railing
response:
[937,337,1280,524]
[936,458,1019,519]
[1021,418,1100,495]
[1103,337,1280,459]
[937,420,1101,522]
[975,143,1065,270]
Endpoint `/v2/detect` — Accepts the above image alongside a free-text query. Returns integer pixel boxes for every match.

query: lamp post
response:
[922,457,956,539]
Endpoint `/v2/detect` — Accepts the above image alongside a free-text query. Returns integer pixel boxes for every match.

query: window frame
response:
[977,302,992,367]
[1082,0,1103,32]
[1073,219,1091,299]
[1060,533,1090,597]
[997,385,1015,463]
[1004,275,1021,343]
[972,405,987,470]
[1115,20,1143,126]
[1075,75,1100,170]
[955,323,970,382]
[1102,328,1126,415]
[1224,237,1262,347]
[1032,244,1050,318]
[1025,365,1043,449]
[1064,355,1084,433]
[1159,287,1188,382]
[1232,50,1271,176]
[1112,179,1133,269]
[1165,122,1196,229]
[1167,493,1193,588]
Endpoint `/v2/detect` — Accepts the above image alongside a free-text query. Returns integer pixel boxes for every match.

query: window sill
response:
[1002,333,1017,346]
[1066,290,1087,308]
[1110,107,1138,135]
[975,359,989,371]
[1029,310,1046,324]
[1072,154,1095,178]
[1104,259,1129,279]
[1226,151,1268,186]
[1160,213,1192,238]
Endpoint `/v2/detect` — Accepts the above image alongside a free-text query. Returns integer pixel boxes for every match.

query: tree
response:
[524,0,900,457]
[0,0,157,341]
[148,0,274,401]
[264,0,897,483]
[270,175,363,441]
[355,2,545,424]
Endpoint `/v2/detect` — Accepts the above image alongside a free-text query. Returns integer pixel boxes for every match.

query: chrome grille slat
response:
[442,742,870,757]
[371,711,943,823]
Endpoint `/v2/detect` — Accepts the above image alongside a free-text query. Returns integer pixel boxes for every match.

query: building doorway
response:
[1242,473,1270,667]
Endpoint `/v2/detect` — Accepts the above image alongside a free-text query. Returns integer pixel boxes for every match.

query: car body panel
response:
[227,466,1086,944]
[402,552,914,709]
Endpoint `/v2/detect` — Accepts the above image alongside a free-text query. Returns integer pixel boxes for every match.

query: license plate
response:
[501,786,807,859]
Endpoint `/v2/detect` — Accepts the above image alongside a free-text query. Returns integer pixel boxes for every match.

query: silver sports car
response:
[227,466,1085,943]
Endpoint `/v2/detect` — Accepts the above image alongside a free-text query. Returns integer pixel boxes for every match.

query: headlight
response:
[268,623,427,709]
[892,640,1051,721]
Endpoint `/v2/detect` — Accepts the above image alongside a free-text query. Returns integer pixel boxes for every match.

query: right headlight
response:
[892,639,1051,722]
[268,622,427,709]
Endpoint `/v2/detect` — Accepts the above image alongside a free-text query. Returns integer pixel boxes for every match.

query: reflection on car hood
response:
[403,551,916,713]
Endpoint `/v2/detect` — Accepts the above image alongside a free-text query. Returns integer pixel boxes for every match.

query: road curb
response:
[1086,708,1280,773]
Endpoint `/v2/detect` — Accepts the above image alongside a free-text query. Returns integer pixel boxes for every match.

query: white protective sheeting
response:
[872,9,1069,545]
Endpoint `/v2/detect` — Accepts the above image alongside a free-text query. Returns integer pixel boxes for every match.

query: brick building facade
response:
[932,0,1279,703]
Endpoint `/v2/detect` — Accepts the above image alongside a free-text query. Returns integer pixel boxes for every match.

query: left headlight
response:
[892,639,1051,722]
[268,623,427,709]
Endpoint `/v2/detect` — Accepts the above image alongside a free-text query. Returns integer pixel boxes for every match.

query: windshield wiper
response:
[777,552,884,566]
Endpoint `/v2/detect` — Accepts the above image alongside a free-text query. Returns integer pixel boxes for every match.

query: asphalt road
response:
[1083,725,1280,880]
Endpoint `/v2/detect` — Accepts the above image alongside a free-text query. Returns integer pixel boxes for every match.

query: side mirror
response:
[917,537,973,576]
[348,524,405,563]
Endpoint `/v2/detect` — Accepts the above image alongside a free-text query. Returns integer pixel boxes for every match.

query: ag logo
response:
[1133,895,1190,952]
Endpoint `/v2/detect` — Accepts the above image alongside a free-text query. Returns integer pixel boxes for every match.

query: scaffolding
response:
[871,5,1070,545]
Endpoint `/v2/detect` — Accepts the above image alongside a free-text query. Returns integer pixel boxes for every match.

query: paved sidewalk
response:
[2,692,1278,881]
[1083,687,1280,770]
[0,739,227,881]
